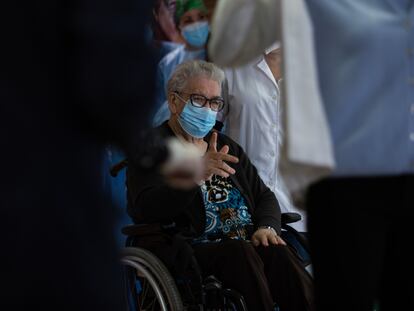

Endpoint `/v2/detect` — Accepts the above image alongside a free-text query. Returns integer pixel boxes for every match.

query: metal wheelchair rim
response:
[121,258,168,311]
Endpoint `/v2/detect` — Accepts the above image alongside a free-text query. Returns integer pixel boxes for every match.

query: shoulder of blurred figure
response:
[158,45,186,67]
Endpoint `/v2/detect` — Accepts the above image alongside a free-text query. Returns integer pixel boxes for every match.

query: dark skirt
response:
[193,239,314,311]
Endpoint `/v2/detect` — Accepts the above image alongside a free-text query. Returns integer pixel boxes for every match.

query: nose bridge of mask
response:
[196,108,214,122]
[186,101,216,119]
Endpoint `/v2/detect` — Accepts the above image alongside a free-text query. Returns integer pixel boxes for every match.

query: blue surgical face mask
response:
[181,21,209,48]
[178,101,217,138]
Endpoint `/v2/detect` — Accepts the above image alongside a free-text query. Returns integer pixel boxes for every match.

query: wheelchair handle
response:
[281,212,302,225]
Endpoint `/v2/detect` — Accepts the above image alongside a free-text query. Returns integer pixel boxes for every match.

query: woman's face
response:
[178,8,208,30]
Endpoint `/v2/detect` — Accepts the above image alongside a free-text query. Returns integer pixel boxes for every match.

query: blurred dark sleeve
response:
[64,0,157,153]
[126,128,200,223]
[126,165,200,224]
[1,0,157,309]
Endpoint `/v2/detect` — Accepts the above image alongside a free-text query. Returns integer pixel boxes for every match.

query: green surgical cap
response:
[175,0,207,23]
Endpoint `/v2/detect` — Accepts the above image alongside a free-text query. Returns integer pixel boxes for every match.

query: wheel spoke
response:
[121,248,184,310]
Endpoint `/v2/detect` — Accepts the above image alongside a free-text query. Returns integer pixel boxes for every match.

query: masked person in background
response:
[152,0,210,126]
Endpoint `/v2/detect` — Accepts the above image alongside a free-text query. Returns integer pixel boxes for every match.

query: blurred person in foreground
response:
[127,60,314,311]
[0,0,159,309]
[152,0,210,125]
[208,1,414,310]
[107,0,184,247]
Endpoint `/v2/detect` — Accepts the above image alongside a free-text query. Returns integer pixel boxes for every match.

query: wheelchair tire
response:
[121,247,184,311]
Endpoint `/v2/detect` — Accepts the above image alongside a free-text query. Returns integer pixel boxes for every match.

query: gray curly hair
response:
[167,60,225,95]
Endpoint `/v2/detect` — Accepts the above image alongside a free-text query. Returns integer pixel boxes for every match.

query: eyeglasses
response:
[175,92,225,112]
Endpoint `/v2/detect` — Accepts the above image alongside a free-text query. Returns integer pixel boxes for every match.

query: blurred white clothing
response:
[223,55,306,231]
[209,0,335,199]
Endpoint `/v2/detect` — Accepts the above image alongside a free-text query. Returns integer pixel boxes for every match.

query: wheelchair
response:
[108,155,311,310]
[121,246,184,310]
[119,214,309,311]
[120,221,252,311]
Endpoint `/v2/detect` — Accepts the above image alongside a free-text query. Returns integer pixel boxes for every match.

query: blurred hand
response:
[161,138,203,189]
[155,0,185,43]
[203,132,239,180]
[251,228,286,247]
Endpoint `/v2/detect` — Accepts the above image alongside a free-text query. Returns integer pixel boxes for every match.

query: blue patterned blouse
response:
[193,175,253,244]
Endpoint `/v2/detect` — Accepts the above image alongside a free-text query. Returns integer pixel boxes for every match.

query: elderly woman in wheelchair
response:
[126,60,314,311]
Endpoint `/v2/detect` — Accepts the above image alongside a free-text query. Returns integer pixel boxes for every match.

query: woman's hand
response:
[251,228,286,247]
[203,132,239,180]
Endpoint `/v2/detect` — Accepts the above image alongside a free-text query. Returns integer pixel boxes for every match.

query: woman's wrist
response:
[257,226,277,235]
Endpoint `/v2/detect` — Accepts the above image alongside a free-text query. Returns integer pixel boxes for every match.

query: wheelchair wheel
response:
[121,247,183,311]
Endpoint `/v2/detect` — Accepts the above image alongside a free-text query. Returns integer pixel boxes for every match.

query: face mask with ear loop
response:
[177,97,217,138]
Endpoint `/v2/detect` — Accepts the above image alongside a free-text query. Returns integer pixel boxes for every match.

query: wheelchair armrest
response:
[110,159,128,177]
[281,212,302,225]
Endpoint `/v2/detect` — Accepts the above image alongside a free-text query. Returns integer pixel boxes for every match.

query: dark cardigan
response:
[127,122,281,237]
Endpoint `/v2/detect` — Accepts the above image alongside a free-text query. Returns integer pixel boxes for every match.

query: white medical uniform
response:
[223,55,307,232]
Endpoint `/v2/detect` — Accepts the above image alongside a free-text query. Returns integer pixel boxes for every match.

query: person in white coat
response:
[221,45,307,233]
[209,1,414,310]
